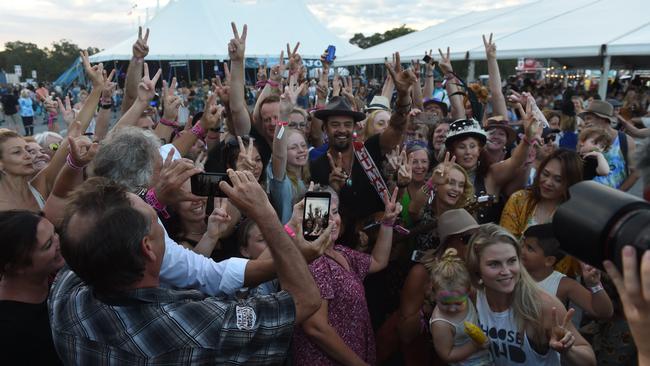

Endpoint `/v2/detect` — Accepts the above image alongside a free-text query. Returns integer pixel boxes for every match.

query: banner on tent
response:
[245,58,324,69]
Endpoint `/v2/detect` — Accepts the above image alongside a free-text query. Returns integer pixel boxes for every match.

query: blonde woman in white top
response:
[465,224,595,366]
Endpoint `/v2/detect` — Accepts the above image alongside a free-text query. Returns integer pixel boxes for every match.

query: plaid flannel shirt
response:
[48,268,295,365]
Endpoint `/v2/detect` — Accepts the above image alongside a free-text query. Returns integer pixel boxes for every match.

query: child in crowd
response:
[577,127,612,180]
[521,223,613,319]
[429,248,493,366]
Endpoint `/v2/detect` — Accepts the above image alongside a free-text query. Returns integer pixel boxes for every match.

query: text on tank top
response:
[476,290,560,366]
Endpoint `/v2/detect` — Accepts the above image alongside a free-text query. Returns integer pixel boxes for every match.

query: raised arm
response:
[559,264,613,319]
[253,51,285,129]
[171,94,223,157]
[270,55,305,181]
[369,187,401,273]
[483,34,508,118]
[153,77,182,143]
[220,169,321,324]
[121,26,149,114]
[228,22,252,136]
[438,47,465,120]
[95,70,118,141]
[423,50,435,99]
[410,60,424,110]
[43,134,98,226]
[488,99,536,187]
[380,52,416,152]
[113,62,161,130]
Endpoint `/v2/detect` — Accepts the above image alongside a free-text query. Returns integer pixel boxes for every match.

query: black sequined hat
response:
[444,118,487,149]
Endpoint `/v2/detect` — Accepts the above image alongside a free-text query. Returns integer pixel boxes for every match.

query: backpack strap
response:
[618,130,629,176]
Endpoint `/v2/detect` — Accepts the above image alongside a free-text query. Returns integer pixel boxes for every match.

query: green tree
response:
[0,41,47,79]
[349,25,416,49]
[0,40,100,81]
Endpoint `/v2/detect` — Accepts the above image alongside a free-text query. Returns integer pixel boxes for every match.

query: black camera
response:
[552,181,650,271]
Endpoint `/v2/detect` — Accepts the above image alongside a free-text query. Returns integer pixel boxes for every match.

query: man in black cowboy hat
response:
[309,54,416,243]
[579,100,638,191]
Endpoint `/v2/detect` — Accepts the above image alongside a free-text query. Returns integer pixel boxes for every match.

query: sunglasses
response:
[543,134,557,144]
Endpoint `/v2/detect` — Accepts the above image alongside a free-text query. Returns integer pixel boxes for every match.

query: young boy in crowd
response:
[521,223,614,319]
[578,127,612,180]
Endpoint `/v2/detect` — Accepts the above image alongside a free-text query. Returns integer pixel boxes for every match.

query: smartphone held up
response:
[190,172,231,198]
[303,192,331,241]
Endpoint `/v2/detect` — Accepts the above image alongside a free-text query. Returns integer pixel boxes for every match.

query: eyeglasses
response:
[48,143,60,152]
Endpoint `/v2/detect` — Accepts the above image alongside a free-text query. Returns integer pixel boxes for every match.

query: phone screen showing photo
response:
[302,194,331,241]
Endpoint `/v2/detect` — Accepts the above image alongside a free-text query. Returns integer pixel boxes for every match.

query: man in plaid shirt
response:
[49,171,322,364]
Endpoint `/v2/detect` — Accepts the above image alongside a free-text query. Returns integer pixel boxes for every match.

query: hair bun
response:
[442,247,459,261]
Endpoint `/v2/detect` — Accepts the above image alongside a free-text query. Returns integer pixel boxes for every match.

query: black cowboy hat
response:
[313,96,366,122]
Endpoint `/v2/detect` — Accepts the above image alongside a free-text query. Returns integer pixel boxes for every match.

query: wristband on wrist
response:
[267,80,280,88]
[159,118,180,128]
[277,121,289,127]
[444,73,456,80]
[191,123,207,140]
[66,154,85,170]
[589,283,604,294]
[145,188,170,219]
[426,74,434,78]
[381,219,395,227]
[284,224,296,238]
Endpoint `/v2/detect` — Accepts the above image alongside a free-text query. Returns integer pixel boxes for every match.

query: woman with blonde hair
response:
[359,109,391,142]
[465,223,596,366]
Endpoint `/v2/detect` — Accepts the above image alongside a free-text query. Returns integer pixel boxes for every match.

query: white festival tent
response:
[335,0,650,97]
[89,0,359,63]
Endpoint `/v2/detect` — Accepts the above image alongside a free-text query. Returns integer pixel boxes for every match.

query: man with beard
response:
[309,54,415,244]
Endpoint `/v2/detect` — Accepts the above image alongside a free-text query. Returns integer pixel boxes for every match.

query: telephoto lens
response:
[553,181,650,271]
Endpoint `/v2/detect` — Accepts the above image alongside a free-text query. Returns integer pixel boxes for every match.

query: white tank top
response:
[537,271,566,297]
[476,290,560,366]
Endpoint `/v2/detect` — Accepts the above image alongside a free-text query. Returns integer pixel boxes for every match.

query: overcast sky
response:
[1,0,529,50]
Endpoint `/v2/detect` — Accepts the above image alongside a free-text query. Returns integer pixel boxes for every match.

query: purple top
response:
[292,245,375,365]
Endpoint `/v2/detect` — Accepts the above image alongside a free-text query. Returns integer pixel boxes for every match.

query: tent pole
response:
[598,54,611,100]
[467,60,476,82]
[187,63,191,83]
[201,61,205,81]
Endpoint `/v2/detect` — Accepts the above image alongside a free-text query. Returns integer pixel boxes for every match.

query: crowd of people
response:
[1,22,650,366]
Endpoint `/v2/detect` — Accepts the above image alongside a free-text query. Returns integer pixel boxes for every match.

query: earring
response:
[478,278,484,285]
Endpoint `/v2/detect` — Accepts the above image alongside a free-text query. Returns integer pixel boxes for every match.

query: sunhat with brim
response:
[444,118,487,149]
[314,96,366,122]
[423,97,449,116]
[577,100,616,123]
[485,115,516,145]
[365,95,391,112]
[438,209,479,244]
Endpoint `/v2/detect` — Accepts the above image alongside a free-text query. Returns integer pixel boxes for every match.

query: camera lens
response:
[553,181,650,271]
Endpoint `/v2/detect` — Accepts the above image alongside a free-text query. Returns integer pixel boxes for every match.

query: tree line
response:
[0,40,99,82]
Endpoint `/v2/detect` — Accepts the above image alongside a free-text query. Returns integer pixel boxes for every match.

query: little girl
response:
[430,248,493,366]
